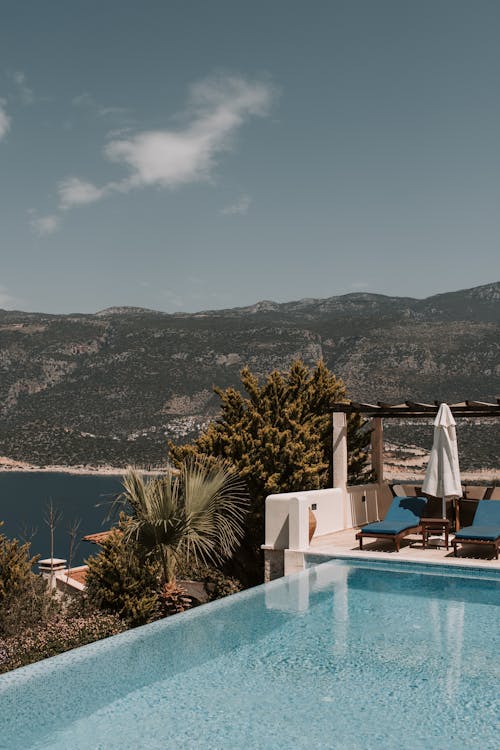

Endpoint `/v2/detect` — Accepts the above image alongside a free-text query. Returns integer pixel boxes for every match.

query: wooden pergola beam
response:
[330,399,499,492]
[331,400,500,418]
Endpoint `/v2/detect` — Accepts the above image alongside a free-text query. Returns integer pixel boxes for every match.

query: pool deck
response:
[302,528,500,571]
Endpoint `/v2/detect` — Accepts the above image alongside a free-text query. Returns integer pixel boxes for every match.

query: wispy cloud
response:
[44,74,275,222]
[72,92,128,118]
[58,177,107,209]
[162,289,185,310]
[350,281,370,291]
[0,285,21,309]
[220,194,252,216]
[29,211,61,236]
[0,99,11,140]
[103,75,274,193]
[11,71,34,105]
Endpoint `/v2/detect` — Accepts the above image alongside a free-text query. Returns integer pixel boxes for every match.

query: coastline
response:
[384,466,500,483]
[0,455,497,483]
[0,456,165,476]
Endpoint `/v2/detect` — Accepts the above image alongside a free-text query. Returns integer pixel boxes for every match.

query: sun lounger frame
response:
[356,525,422,552]
[452,535,499,560]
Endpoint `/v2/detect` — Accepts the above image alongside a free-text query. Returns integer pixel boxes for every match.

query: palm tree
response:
[118,457,248,587]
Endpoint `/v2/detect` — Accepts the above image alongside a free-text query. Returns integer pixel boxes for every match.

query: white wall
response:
[264,487,345,551]
[264,482,393,553]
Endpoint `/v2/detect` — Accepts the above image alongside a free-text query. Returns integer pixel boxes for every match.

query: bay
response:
[0,472,125,566]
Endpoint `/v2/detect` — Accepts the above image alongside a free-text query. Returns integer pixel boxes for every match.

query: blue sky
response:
[1,0,499,313]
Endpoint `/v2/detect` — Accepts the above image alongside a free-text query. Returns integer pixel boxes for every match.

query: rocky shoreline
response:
[1,454,497,483]
[0,456,165,475]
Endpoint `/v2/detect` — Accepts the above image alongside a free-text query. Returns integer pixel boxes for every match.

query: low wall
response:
[264,487,345,550]
[263,482,394,580]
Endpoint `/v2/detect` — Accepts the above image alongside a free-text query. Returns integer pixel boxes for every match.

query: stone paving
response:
[308,527,500,570]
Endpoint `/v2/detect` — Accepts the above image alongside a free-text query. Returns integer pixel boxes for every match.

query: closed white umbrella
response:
[422,403,462,521]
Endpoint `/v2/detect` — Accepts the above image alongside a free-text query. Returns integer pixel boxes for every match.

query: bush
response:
[85,521,159,627]
[176,559,242,601]
[0,524,58,636]
[0,613,125,673]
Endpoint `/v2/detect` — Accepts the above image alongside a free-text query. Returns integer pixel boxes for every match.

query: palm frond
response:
[119,459,248,583]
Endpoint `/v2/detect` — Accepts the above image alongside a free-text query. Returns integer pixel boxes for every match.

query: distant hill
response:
[0,282,499,470]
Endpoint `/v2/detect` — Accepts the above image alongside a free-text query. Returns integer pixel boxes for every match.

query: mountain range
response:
[0,282,498,470]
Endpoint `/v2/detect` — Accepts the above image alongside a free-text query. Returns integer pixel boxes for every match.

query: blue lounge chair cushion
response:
[455,501,500,541]
[384,495,427,523]
[455,526,500,541]
[361,496,427,535]
[361,520,419,536]
[471,500,500,527]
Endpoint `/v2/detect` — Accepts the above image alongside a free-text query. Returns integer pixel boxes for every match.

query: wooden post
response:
[332,412,348,489]
[371,417,384,483]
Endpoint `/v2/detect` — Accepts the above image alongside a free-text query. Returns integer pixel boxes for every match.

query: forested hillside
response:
[0,282,498,469]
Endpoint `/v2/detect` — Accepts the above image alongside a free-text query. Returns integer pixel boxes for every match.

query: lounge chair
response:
[452,500,500,560]
[356,496,427,552]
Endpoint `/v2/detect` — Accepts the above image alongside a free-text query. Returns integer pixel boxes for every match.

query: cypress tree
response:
[169,360,371,584]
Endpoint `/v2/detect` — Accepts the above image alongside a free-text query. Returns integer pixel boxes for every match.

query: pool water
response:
[0,560,498,749]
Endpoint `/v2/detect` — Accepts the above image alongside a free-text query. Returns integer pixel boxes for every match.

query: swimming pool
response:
[0,559,498,749]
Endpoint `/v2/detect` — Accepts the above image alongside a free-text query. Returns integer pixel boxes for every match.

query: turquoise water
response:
[0,472,123,564]
[0,560,498,749]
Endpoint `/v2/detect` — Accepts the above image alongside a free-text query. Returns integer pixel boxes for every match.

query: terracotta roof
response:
[82,529,115,545]
[66,567,87,585]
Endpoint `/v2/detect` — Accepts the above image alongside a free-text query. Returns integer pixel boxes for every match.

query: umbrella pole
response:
[433,496,448,545]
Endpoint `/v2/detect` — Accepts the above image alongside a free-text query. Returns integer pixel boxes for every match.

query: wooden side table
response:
[421,518,450,550]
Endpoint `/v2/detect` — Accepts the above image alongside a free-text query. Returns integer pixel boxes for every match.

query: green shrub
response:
[85,521,159,627]
[0,613,125,673]
[0,524,58,636]
[176,559,242,601]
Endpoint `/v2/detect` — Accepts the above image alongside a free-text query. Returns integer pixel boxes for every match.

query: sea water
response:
[0,472,123,565]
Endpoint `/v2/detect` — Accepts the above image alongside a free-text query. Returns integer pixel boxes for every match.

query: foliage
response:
[0,613,125,674]
[157,581,194,617]
[118,457,248,586]
[169,360,371,583]
[0,525,125,674]
[85,520,159,627]
[176,558,242,601]
[0,523,58,637]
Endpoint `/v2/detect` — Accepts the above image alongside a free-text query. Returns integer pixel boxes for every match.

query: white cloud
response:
[30,213,61,236]
[350,281,370,291]
[220,194,252,216]
[0,99,11,140]
[36,73,276,221]
[12,71,34,105]
[58,177,107,210]
[105,75,274,191]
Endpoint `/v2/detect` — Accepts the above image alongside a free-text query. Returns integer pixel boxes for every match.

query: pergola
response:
[330,400,500,487]
[263,400,498,581]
